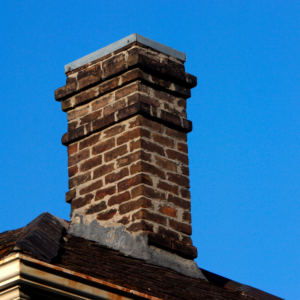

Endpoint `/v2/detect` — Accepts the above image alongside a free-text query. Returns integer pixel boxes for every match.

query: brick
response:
[158,205,177,218]
[92,113,115,132]
[79,110,102,126]
[79,179,103,195]
[129,115,163,133]
[130,161,165,179]
[117,150,151,168]
[92,138,115,155]
[130,139,164,156]
[80,155,102,172]
[67,106,89,121]
[79,133,101,150]
[86,201,107,215]
[98,77,119,95]
[68,165,78,178]
[128,93,160,108]
[71,194,94,210]
[103,99,126,116]
[166,149,188,164]
[93,163,115,180]
[77,63,101,81]
[97,209,117,221]
[103,53,124,69]
[131,185,166,200]
[177,142,188,153]
[68,149,90,167]
[103,59,127,79]
[153,90,176,104]
[127,220,153,232]
[121,68,144,83]
[167,194,190,210]
[68,143,78,155]
[152,133,175,148]
[117,128,151,146]
[105,167,129,184]
[55,82,77,101]
[63,125,85,146]
[181,235,193,245]
[169,219,192,235]
[160,110,181,127]
[66,189,76,203]
[104,144,128,162]
[132,209,167,225]
[181,165,189,176]
[118,215,130,225]
[119,197,153,215]
[167,173,189,187]
[158,227,179,240]
[147,232,172,249]
[177,99,186,109]
[180,188,191,199]
[78,74,102,90]
[103,124,126,138]
[95,186,116,201]
[115,82,139,100]
[165,127,187,142]
[69,172,91,189]
[173,241,197,259]
[92,94,113,111]
[154,156,177,172]
[68,121,78,131]
[118,174,152,193]
[183,211,191,223]
[108,191,131,206]
[157,181,178,195]
[164,102,186,118]
[75,89,98,106]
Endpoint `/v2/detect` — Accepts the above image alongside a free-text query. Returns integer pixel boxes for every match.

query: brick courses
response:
[56,42,197,259]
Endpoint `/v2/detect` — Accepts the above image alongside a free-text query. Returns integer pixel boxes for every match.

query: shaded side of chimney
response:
[55,35,204,278]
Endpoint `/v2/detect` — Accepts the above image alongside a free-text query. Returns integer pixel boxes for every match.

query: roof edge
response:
[64,33,186,73]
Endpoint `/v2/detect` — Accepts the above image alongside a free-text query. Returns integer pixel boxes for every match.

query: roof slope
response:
[0,213,282,300]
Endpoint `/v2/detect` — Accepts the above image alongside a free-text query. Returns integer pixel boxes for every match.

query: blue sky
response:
[0,1,299,299]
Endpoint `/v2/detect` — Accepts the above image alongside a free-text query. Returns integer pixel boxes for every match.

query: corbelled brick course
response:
[56,41,198,261]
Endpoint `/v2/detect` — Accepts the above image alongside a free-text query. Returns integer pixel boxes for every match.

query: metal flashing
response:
[64,33,186,73]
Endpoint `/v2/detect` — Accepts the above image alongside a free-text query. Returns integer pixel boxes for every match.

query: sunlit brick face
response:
[55,42,198,260]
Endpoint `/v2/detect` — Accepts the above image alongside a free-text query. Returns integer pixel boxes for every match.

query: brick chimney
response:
[55,34,204,279]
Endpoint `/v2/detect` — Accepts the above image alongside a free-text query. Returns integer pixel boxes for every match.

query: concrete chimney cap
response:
[64,33,186,73]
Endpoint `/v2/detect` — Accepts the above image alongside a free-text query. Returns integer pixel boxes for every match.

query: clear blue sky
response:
[0,1,298,299]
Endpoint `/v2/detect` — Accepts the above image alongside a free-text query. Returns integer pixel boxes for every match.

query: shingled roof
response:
[0,213,282,300]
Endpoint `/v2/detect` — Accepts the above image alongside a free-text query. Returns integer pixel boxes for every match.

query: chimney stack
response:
[55,34,204,278]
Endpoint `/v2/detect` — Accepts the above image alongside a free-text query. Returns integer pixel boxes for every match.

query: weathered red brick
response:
[79,179,103,195]
[119,197,153,215]
[66,189,76,203]
[131,185,166,200]
[154,156,177,172]
[130,139,164,156]
[103,99,126,116]
[116,150,151,168]
[177,142,188,153]
[69,172,91,189]
[80,155,102,172]
[130,161,166,179]
[165,127,187,141]
[158,205,177,218]
[115,82,139,100]
[169,219,192,235]
[93,163,115,179]
[167,173,189,187]
[79,110,102,126]
[68,149,90,167]
[157,181,178,195]
[180,165,189,176]
[118,174,152,193]
[67,106,89,122]
[166,149,188,164]
[68,165,78,178]
[104,144,128,162]
[71,194,94,210]
[183,211,191,223]
[128,115,163,133]
[92,94,113,111]
[79,133,101,150]
[147,232,172,249]
[117,128,151,146]
[173,241,197,259]
[127,220,153,232]
[97,208,117,220]
[75,88,98,107]
[105,167,129,184]
[103,124,126,138]
[68,121,78,131]
[152,132,175,148]
[180,188,191,199]
[118,215,130,225]
[92,138,115,155]
[95,186,116,201]
[167,194,190,210]
[158,226,179,241]
[86,201,107,215]
[132,209,167,225]
[108,191,131,206]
